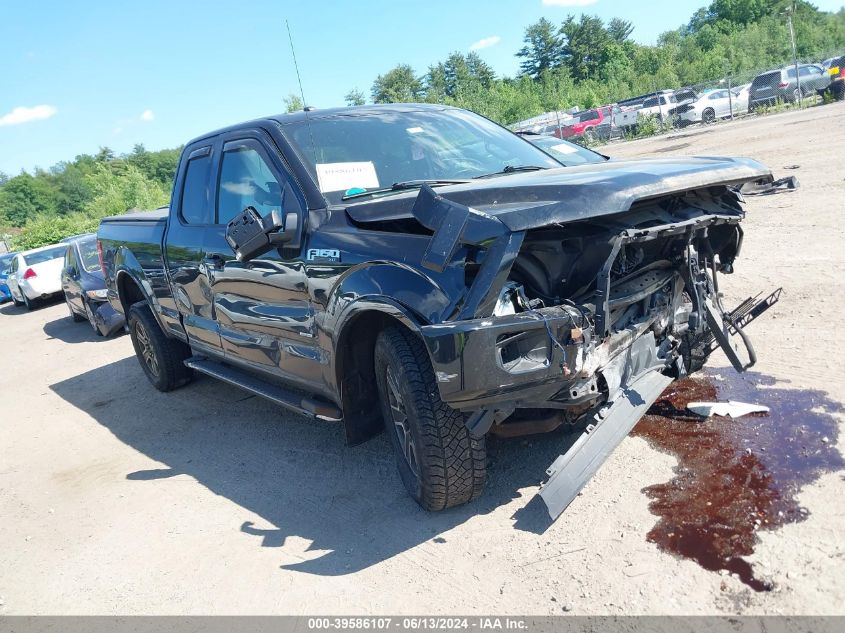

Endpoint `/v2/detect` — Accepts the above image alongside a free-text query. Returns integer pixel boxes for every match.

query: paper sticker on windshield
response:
[316,162,379,193]
[551,143,578,154]
[406,127,424,134]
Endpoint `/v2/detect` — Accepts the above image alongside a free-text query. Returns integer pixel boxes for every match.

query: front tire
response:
[83,300,102,335]
[128,302,193,392]
[66,295,84,322]
[374,325,486,511]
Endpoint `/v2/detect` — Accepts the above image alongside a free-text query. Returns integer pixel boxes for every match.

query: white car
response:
[731,83,751,113]
[5,243,69,310]
[677,88,748,124]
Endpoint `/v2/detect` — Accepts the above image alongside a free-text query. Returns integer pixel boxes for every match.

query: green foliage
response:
[344,88,366,106]
[0,173,58,226]
[10,213,99,251]
[371,64,424,103]
[125,143,181,188]
[516,18,563,79]
[0,145,177,247]
[425,52,496,101]
[284,94,304,112]
[608,18,635,43]
[82,163,169,219]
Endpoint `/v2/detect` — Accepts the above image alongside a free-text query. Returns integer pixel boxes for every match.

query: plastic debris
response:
[687,400,770,418]
[739,175,799,196]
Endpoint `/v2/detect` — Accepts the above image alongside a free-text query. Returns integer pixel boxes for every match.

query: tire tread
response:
[377,325,486,511]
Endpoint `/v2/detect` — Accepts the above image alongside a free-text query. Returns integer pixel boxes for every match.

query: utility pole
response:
[784,3,801,107]
[723,60,734,120]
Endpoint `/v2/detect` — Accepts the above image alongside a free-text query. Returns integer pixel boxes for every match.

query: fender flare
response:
[325,263,450,445]
[112,246,170,334]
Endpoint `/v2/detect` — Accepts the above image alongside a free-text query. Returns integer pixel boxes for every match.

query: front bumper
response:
[679,109,700,122]
[89,298,126,336]
[420,304,590,411]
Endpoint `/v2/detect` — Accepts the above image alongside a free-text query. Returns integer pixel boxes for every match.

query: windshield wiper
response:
[473,165,549,179]
[341,179,471,201]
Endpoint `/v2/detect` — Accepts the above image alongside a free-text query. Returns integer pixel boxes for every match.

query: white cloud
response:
[542,0,598,7]
[140,109,154,122]
[0,104,58,127]
[470,35,502,51]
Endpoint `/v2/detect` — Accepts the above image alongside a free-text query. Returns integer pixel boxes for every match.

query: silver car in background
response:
[677,88,749,124]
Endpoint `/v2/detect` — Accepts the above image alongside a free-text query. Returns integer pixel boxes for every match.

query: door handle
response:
[202,254,225,270]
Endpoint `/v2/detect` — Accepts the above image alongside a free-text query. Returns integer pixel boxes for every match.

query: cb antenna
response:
[286,19,318,164]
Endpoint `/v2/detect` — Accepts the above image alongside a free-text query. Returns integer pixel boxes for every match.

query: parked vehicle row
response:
[533,57,842,142]
[1,235,124,335]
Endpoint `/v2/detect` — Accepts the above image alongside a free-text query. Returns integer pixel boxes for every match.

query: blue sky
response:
[1,0,843,175]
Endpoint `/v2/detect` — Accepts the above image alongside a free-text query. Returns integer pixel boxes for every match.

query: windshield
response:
[526,136,607,166]
[282,108,560,202]
[76,237,101,273]
[22,245,68,266]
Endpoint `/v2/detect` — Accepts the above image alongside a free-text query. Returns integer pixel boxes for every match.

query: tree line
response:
[3,0,844,249]
[1,145,180,249]
[336,0,844,123]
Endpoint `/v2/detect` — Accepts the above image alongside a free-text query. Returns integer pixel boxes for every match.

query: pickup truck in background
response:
[555,105,614,142]
[98,104,779,520]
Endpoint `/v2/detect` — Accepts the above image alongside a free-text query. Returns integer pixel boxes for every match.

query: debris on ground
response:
[740,175,800,196]
[687,400,770,418]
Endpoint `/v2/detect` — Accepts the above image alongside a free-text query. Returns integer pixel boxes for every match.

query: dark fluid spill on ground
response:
[632,369,844,591]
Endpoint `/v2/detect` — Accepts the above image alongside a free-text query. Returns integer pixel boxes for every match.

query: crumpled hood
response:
[346,156,772,231]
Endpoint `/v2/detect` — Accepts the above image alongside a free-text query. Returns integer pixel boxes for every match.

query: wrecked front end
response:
[404,159,781,520]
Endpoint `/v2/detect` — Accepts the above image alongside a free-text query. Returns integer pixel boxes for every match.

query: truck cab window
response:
[217,145,282,225]
[180,154,212,224]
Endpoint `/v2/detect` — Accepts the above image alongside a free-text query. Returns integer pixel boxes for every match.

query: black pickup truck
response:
[98,104,779,520]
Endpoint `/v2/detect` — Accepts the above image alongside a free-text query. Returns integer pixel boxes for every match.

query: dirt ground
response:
[1,102,843,615]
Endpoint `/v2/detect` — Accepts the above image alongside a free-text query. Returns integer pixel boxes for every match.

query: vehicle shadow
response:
[43,314,111,344]
[0,302,24,316]
[50,357,580,576]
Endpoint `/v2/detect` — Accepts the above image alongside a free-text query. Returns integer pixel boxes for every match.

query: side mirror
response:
[225,206,299,262]
[65,266,77,277]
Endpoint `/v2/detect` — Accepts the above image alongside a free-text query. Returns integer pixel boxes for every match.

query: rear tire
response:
[374,325,486,511]
[23,293,35,311]
[128,302,193,392]
[702,108,716,124]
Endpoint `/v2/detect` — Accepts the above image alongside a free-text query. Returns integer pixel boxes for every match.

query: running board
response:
[538,370,673,520]
[184,357,343,421]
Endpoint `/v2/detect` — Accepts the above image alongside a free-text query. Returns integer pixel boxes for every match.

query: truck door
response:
[163,143,224,354]
[203,134,319,387]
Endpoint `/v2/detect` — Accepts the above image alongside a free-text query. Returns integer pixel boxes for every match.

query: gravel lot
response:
[1,102,843,615]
